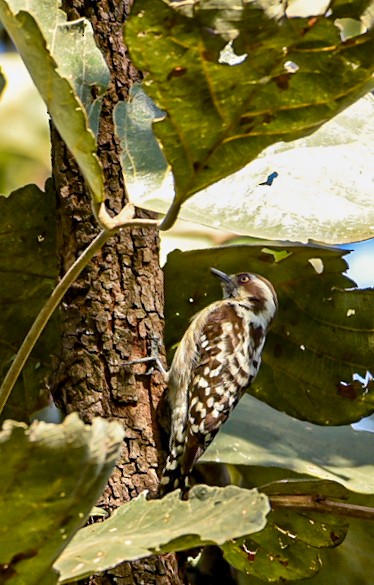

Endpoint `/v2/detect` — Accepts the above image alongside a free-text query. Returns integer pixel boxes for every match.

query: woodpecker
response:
[159,267,278,496]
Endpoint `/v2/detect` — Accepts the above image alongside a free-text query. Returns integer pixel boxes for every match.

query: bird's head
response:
[211,267,278,322]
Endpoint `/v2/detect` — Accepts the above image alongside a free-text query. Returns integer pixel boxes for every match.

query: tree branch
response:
[94,201,162,231]
[269,494,374,521]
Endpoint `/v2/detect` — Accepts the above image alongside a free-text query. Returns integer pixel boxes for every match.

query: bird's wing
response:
[181,302,258,475]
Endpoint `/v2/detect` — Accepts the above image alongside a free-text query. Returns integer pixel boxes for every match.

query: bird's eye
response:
[239,275,250,284]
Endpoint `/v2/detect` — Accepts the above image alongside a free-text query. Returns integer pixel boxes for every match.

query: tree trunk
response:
[50,0,182,583]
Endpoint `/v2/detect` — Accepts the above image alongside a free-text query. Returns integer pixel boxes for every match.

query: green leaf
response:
[124,0,374,228]
[222,480,348,582]
[223,511,346,582]
[164,244,374,424]
[55,485,270,583]
[243,484,374,585]
[234,474,374,585]
[202,393,374,493]
[287,493,374,585]
[329,0,374,19]
[0,0,107,201]
[0,413,124,585]
[0,183,58,422]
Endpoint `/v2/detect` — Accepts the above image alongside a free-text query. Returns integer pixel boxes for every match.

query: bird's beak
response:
[210,267,236,298]
[210,267,231,284]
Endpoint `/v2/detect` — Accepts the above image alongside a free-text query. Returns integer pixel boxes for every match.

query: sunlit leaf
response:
[125,0,374,229]
[55,485,270,583]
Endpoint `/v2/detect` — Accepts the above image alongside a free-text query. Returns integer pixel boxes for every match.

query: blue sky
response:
[341,238,374,288]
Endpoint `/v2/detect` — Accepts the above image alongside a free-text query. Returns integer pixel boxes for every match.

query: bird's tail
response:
[158,448,189,497]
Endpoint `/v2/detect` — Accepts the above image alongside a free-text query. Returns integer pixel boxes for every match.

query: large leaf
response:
[134,93,374,244]
[0,0,108,201]
[202,393,374,493]
[222,480,349,582]
[0,413,124,585]
[124,0,374,229]
[55,485,270,583]
[0,183,58,423]
[164,244,374,424]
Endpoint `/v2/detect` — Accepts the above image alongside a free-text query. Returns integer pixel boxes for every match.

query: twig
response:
[96,201,161,231]
[269,494,374,521]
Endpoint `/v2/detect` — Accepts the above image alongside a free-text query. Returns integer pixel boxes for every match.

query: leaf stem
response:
[269,495,374,521]
[159,203,179,231]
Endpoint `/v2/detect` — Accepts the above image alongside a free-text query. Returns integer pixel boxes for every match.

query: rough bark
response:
[50,0,182,583]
